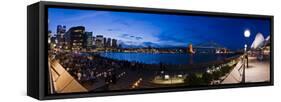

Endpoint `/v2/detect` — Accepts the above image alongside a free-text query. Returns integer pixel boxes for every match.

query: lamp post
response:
[244,29,250,67]
[242,29,251,83]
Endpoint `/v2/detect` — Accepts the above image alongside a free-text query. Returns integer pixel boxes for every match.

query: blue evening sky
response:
[48,8,270,50]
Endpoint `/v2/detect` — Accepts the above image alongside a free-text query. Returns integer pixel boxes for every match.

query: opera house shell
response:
[251,33,270,49]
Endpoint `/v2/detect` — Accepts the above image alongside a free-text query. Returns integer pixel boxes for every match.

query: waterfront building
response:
[65,26,85,51]
[106,38,111,48]
[84,32,93,49]
[251,33,265,49]
[112,39,117,48]
[103,38,107,48]
[95,35,104,48]
[250,33,270,59]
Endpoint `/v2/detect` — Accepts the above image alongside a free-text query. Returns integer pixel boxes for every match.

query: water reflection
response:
[100,52,236,65]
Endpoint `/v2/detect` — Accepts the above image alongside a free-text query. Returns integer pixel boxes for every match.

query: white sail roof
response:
[251,33,265,49]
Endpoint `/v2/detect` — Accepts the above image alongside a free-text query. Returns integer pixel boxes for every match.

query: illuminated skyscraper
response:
[65,26,85,51]
[84,32,93,49]
[56,25,66,49]
[95,35,103,48]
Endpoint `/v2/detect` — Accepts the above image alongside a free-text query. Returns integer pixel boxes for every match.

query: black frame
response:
[27,1,274,100]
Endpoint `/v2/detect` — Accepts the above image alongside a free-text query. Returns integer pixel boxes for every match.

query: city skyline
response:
[48,8,270,50]
[46,7,271,94]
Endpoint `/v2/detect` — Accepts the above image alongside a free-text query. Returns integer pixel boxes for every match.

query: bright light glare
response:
[244,29,251,37]
[164,75,170,80]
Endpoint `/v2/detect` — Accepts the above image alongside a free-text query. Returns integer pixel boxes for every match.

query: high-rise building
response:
[84,32,93,49]
[65,26,85,51]
[103,38,107,48]
[95,35,103,48]
[56,25,66,33]
[112,39,117,48]
[106,38,111,47]
[56,25,66,49]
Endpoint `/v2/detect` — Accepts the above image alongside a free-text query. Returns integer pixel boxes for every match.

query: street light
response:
[244,44,247,52]
[244,29,251,67]
[242,29,251,83]
[244,29,251,38]
[244,29,251,52]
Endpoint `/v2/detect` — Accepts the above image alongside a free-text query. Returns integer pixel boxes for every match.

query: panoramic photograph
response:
[47,8,271,94]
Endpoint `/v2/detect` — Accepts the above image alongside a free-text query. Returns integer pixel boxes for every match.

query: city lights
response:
[47,8,271,94]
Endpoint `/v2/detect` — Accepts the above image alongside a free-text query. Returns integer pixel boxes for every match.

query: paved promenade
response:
[222,56,270,84]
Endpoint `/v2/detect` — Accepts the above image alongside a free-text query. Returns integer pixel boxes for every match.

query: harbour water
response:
[100,52,237,65]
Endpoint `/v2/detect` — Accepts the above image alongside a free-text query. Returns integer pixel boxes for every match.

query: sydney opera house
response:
[251,33,270,49]
[250,33,271,62]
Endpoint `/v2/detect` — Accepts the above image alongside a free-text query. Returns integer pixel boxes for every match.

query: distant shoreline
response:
[90,52,242,72]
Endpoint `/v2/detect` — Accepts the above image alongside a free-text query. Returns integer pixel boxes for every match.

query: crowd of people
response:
[51,51,149,90]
